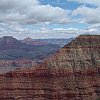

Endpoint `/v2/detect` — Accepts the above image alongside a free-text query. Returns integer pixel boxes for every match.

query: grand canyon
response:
[0,35,100,100]
[0,0,100,100]
[0,36,73,74]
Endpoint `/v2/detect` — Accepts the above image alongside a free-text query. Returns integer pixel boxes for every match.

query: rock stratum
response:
[0,35,100,100]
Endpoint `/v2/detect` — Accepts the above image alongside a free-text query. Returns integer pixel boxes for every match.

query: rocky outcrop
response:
[0,59,37,68]
[0,59,38,74]
[21,37,48,45]
[0,35,100,100]
[0,36,22,50]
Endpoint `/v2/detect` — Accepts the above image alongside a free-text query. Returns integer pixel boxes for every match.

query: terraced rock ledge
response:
[0,35,100,100]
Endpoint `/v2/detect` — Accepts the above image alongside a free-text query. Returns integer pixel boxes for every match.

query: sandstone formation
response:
[21,37,48,45]
[0,59,38,68]
[0,59,38,74]
[0,35,100,100]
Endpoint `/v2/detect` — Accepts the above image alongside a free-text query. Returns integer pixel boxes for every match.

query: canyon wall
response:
[0,35,100,100]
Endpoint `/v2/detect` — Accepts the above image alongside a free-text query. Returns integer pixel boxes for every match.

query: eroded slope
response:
[0,35,100,100]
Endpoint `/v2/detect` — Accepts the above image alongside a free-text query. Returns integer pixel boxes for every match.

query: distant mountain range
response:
[0,36,73,60]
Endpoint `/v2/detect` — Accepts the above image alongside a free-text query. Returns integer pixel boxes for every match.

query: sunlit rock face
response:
[0,35,100,100]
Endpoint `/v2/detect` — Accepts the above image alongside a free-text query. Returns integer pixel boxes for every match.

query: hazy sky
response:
[0,0,100,39]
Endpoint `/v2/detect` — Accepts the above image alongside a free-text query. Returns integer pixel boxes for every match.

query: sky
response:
[0,0,100,39]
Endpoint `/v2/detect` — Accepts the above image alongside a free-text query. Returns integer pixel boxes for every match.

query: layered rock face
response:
[0,59,38,74]
[0,35,100,100]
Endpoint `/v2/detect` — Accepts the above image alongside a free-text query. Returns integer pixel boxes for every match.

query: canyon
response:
[0,36,61,60]
[0,35,100,100]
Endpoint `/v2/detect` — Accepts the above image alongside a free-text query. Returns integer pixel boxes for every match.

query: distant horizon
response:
[0,34,100,40]
[0,35,75,40]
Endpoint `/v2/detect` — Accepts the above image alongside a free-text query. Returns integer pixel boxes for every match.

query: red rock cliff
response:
[0,35,100,100]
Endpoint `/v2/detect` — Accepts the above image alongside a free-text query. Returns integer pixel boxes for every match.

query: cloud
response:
[0,0,72,25]
[89,24,100,29]
[0,0,99,39]
[0,22,99,39]
[68,0,100,25]
[26,4,71,24]
[68,0,100,6]
[72,6,100,24]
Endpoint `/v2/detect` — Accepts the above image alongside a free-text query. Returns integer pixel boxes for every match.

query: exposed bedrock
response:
[0,35,100,100]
